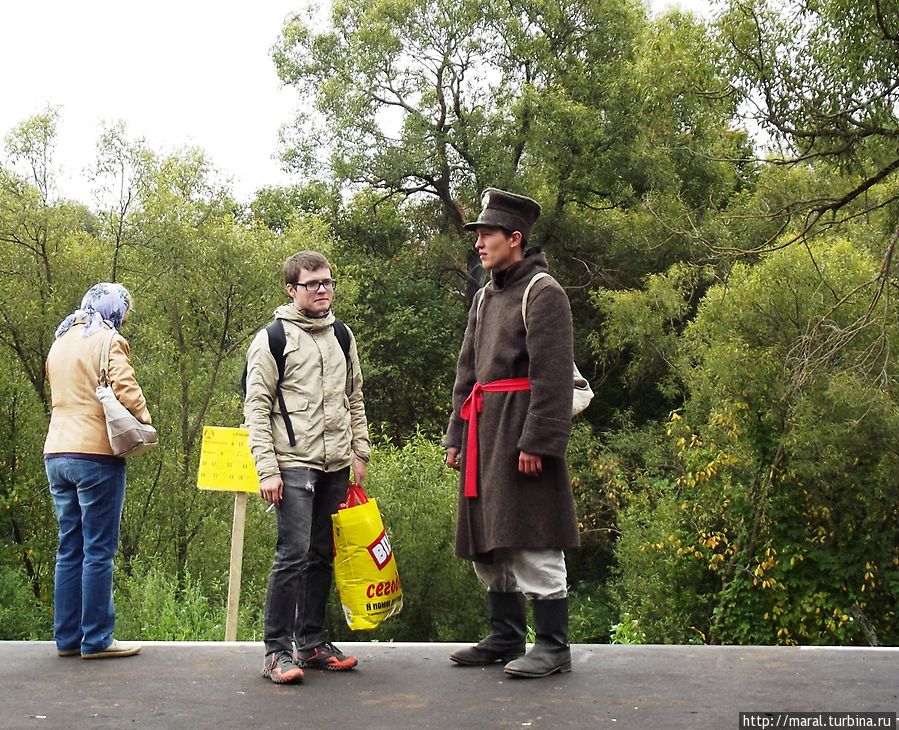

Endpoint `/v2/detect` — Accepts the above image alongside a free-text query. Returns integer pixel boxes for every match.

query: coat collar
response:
[490,249,548,290]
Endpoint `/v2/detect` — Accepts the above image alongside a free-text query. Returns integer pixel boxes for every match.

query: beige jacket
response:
[44,322,152,456]
[243,304,371,482]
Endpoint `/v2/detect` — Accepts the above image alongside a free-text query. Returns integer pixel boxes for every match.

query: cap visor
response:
[464,218,506,231]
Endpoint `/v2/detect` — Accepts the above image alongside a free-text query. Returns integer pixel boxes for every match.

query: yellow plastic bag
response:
[332,483,403,630]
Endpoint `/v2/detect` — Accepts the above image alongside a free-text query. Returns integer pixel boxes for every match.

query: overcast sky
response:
[0,0,713,206]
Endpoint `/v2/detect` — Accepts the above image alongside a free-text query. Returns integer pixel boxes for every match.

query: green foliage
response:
[4,0,899,649]
[612,475,719,644]
[115,559,225,641]
[569,581,616,643]
[714,0,899,247]
[609,238,899,645]
[591,263,710,419]
[609,613,647,645]
[0,565,51,640]
[327,194,463,439]
[326,434,485,642]
[565,422,627,586]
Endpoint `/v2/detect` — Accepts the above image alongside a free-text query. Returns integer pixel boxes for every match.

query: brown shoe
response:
[81,639,142,659]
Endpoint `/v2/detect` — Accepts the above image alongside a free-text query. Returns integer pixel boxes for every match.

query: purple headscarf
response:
[54,282,132,339]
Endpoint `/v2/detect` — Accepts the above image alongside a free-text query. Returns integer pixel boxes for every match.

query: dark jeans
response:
[263,465,349,656]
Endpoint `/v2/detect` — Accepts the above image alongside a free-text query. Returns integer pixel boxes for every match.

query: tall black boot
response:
[504,597,571,678]
[450,592,527,666]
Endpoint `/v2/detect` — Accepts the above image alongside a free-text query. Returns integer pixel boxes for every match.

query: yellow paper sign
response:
[197,426,259,493]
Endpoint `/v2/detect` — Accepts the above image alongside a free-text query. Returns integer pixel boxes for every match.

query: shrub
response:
[0,565,52,640]
[115,558,225,641]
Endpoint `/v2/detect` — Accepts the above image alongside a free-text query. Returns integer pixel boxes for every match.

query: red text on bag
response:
[366,577,401,599]
[367,530,393,570]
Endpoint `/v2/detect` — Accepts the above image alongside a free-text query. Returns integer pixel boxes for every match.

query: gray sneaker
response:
[262,650,304,684]
[297,641,358,671]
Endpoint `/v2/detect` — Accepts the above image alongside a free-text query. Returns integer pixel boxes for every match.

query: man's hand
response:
[519,451,543,477]
[352,457,367,486]
[259,474,283,507]
[446,447,461,470]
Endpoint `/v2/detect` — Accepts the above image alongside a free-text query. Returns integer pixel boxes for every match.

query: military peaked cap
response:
[464,188,542,240]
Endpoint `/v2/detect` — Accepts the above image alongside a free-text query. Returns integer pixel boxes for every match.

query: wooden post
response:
[224,491,248,641]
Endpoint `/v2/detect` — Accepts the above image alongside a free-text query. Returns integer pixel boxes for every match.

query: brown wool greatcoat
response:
[444,252,580,560]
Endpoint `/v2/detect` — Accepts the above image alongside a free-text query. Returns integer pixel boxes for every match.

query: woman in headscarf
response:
[44,282,151,659]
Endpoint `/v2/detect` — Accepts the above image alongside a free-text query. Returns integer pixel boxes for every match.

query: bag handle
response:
[98,328,116,388]
[339,482,368,509]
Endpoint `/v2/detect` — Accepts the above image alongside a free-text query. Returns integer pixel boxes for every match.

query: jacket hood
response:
[273,303,336,333]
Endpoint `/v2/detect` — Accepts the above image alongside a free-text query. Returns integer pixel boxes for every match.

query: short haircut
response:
[283,250,332,285]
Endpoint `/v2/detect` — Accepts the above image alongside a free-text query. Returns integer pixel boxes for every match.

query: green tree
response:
[273,0,749,431]
[327,192,462,438]
[0,111,101,606]
[112,147,299,580]
[610,236,899,644]
[714,0,899,249]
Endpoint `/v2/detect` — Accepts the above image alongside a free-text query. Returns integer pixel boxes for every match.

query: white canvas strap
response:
[476,272,553,328]
[521,272,551,331]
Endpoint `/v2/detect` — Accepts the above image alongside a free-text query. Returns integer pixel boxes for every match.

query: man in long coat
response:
[444,188,579,678]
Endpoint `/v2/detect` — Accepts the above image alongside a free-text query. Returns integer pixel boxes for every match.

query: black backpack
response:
[242,319,351,447]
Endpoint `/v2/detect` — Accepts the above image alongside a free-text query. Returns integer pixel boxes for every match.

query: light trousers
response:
[472,548,568,600]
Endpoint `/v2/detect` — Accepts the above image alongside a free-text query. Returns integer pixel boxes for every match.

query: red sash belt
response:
[459,377,531,498]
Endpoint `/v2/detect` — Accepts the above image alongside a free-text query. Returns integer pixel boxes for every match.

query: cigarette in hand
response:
[265,502,275,513]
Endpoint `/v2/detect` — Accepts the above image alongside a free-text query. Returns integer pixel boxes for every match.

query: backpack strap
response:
[475,274,551,329]
[332,319,353,392]
[475,271,552,332]
[265,321,295,447]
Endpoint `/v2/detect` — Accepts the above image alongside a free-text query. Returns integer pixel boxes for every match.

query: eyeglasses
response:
[292,278,337,292]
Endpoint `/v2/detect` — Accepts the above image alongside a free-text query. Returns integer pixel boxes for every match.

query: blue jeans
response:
[46,455,126,655]
[264,466,349,656]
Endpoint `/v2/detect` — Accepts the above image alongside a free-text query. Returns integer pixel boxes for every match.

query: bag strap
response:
[98,328,116,387]
[521,272,551,332]
[476,273,552,329]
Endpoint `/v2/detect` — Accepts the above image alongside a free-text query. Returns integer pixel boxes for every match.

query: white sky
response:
[0,0,714,206]
[0,0,302,204]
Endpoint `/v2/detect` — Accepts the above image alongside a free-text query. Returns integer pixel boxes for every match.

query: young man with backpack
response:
[244,250,371,684]
[444,189,580,678]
